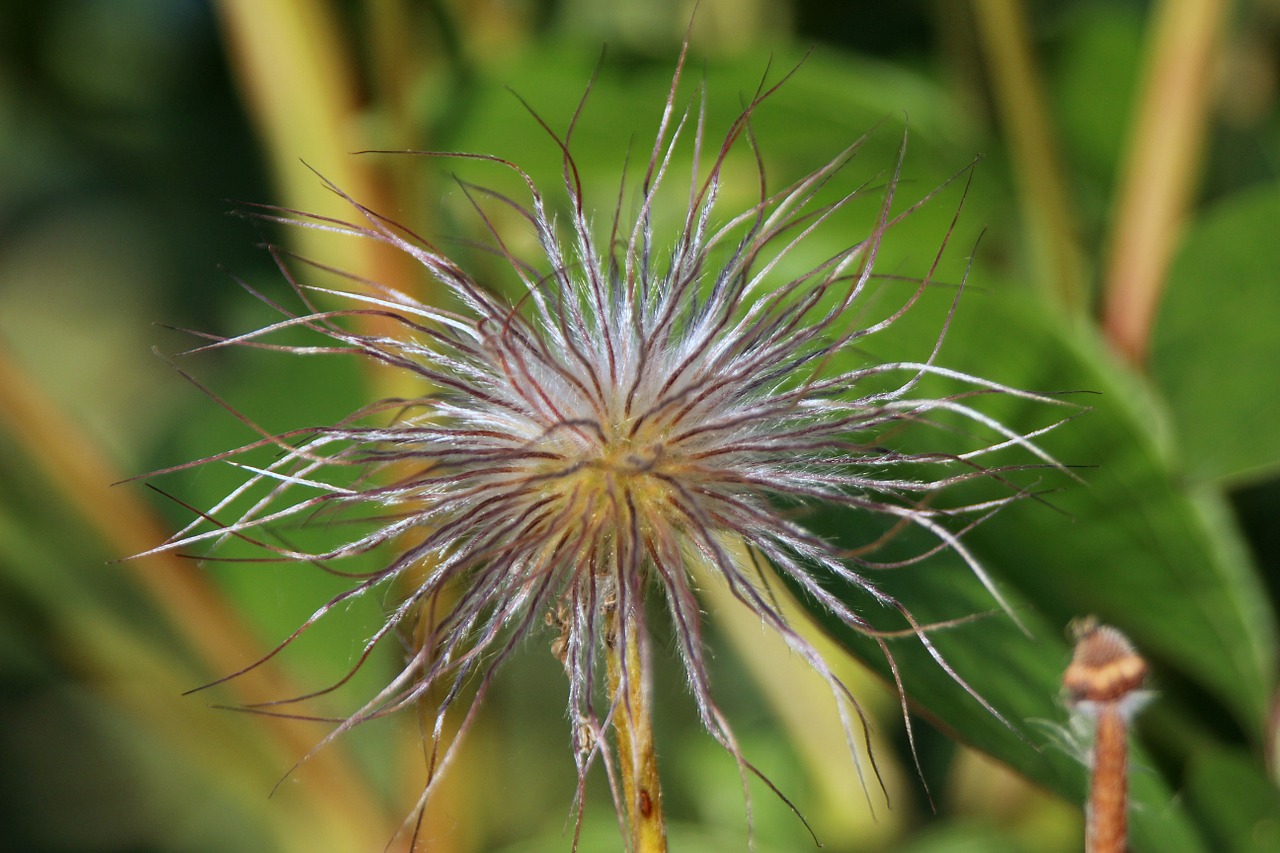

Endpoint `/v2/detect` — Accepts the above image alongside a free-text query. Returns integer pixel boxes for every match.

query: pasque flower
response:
[149,44,1065,850]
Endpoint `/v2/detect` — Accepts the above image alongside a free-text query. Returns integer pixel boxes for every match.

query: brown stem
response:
[1064,620,1148,853]
[1089,706,1129,853]
[606,603,669,853]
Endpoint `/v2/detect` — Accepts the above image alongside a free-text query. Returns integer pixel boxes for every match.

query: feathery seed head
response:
[148,44,1068,846]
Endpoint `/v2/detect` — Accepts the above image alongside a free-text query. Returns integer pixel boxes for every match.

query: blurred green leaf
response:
[900,822,1039,853]
[1183,746,1280,852]
[1052,4,1144,185]
[799,287,1276,850]
[1151,182,1280,485]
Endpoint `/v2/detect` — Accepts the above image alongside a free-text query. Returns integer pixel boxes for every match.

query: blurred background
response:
[1,1,1278,851]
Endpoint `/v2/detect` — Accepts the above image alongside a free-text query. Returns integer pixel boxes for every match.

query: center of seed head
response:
[553,421,675,510]
[598,436,664,475]
[533,411,685,521]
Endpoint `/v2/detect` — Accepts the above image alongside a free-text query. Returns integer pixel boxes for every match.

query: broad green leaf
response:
[1152,182,1280,484]
[799,288,1276,850]
[1183,746,1280,851]
[801,545,1207,853]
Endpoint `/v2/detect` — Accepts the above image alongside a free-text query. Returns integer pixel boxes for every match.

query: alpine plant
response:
[148,45,1067,849]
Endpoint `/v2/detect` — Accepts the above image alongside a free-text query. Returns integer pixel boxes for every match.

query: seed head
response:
[148,45,1067,847]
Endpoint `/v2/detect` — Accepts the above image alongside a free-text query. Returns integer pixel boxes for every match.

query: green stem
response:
[1099,0,1227,366]
[606,603,669,853]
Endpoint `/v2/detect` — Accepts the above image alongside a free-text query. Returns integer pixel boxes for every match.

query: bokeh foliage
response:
[1,1,1278,851]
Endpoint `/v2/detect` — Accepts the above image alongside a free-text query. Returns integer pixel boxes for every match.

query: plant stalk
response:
[606,604,669,853]
[1099,0,1227,366]
[1064,620,1148,853]
[1088,706,1130,853]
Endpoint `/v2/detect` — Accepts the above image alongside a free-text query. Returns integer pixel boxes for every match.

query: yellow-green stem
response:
[1099,0,1226,366]
[606,605,669,853]
[213,0,433,383]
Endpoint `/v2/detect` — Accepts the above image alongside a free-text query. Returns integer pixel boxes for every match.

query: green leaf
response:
[1183,746,1280,852]
[1152,182,1280,485]
[798,288,1276,851]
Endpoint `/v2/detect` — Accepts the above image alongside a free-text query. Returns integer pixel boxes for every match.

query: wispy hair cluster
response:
[144,43,1068,847]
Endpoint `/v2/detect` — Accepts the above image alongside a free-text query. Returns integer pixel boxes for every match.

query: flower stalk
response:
[1063,619,1150,853]
[1099,0,1227,365]
[606,602,668,853]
